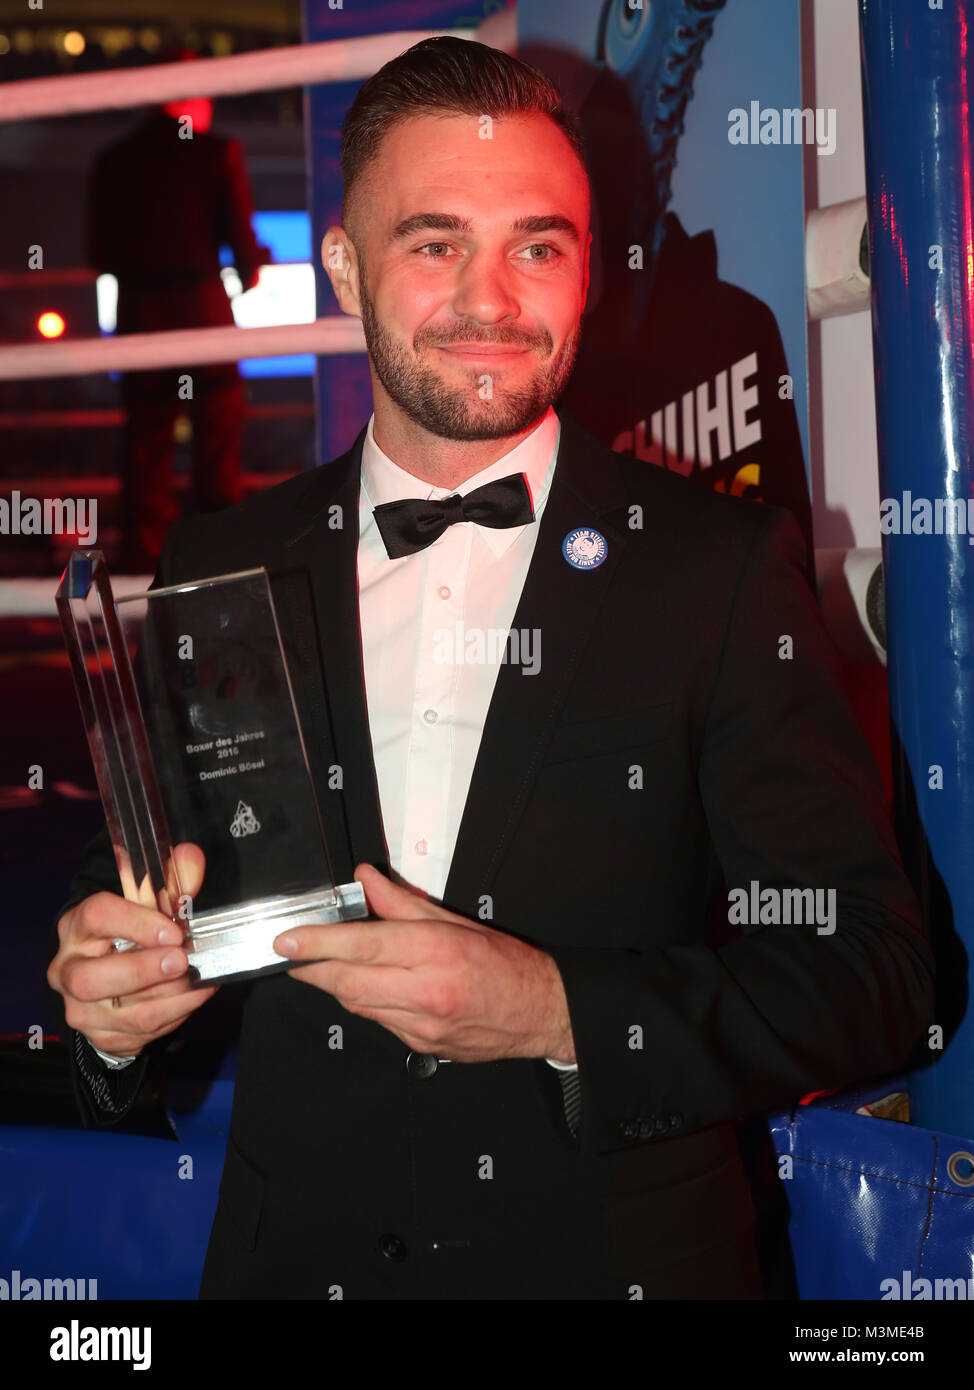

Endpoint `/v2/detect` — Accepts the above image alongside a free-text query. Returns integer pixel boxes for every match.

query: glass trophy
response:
[55,550,367,984]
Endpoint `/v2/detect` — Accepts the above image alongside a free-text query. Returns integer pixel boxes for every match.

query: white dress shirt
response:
[90,405,577,1073]
[359,405,575,1072]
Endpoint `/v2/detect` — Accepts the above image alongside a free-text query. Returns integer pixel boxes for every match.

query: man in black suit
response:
[48,37,935,1300]
[86,48,265,570]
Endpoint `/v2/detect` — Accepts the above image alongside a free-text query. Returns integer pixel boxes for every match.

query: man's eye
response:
[518,243,559,261]
[417,242,452,257]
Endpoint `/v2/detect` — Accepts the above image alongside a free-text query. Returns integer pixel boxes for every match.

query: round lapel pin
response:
[562,527,607,570]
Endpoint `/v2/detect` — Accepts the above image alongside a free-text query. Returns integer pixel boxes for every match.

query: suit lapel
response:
[272,425,390,884]
[268,410,630,910]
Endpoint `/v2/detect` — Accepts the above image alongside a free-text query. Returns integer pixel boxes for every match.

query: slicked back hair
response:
[340,36,587,241]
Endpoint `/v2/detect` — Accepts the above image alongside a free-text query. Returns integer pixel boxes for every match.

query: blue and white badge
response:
[562,527,607,570]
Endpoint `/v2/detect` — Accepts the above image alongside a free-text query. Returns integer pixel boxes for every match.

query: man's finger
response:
[72,893,183,951]
[274,919,464,968]
[352,863,469,925]
[109,970,215,1009]
[63,941,189,1003]
[75,983,219,1053]
[288,960,416,1012]
[170,841,206,907]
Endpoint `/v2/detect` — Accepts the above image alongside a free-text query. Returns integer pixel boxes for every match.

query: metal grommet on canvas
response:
[946,1150,974,1187]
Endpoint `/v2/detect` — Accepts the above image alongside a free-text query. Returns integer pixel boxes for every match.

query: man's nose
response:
[449,251,521,328]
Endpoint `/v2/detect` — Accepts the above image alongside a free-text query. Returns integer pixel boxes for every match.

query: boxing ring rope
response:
[0,31,476,121]
[0,318,366,381]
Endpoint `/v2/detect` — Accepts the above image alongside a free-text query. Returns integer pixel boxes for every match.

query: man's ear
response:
[321,228,361,318]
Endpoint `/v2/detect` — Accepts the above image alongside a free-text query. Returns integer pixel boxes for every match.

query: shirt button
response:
[406,1051,438,1079]
[415,839,428,856]
[438,585,451,599]
[378,1234,407,1261]
[423,708,438,725]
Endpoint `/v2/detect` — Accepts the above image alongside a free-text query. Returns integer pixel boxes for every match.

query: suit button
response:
[637,1119,655,1139]
[406,1051,438,1079]
[621,1120,639,1139]
[668,1112,683,1130]
[654,1116,669,1134]
[378,1234,407,1261]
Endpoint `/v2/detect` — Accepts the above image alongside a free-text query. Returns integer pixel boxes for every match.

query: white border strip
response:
[0,318,367,381]
[0,31,474,121]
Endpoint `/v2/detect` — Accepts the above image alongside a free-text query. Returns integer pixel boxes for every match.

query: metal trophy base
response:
[183,881,369,985]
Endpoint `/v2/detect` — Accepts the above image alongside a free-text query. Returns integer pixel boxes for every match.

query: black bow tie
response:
[372,472,535,559]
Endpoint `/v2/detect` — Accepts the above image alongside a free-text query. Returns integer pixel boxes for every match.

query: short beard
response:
[357,261,580,442]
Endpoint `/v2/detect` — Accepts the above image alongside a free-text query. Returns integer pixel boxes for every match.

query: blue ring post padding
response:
[0,1083,232,1299]
[859,0,974,1132]
[768,1104,974,1298]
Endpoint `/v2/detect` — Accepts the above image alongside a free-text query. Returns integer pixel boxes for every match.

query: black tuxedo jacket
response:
[86,111,262,337]
[51,411,935,1299]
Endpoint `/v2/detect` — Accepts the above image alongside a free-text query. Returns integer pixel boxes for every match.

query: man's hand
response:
[273,863,576,1065]
[47,842,218,1059]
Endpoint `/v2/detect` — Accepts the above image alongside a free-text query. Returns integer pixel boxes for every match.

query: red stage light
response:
[37,311,66,339]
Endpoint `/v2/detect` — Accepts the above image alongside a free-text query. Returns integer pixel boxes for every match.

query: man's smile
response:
[432,344,534,360]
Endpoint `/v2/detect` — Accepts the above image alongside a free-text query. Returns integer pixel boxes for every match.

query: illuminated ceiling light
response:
[37,311,66,339]
[63,31,86,57]
[0,35,10,56]
[210,33,233,57]
[139,29,161,52]
[100,28,134,58]
[12,28,33,54]
[95,273,118,335]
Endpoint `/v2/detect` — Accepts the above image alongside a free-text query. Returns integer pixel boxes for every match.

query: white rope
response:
[0,550,855,617]
[0,30,475,122]
[0,318,366,381]
[0,577,162,616]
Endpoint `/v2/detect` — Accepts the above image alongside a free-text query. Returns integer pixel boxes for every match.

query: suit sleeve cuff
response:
[86,1037,138,1069]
